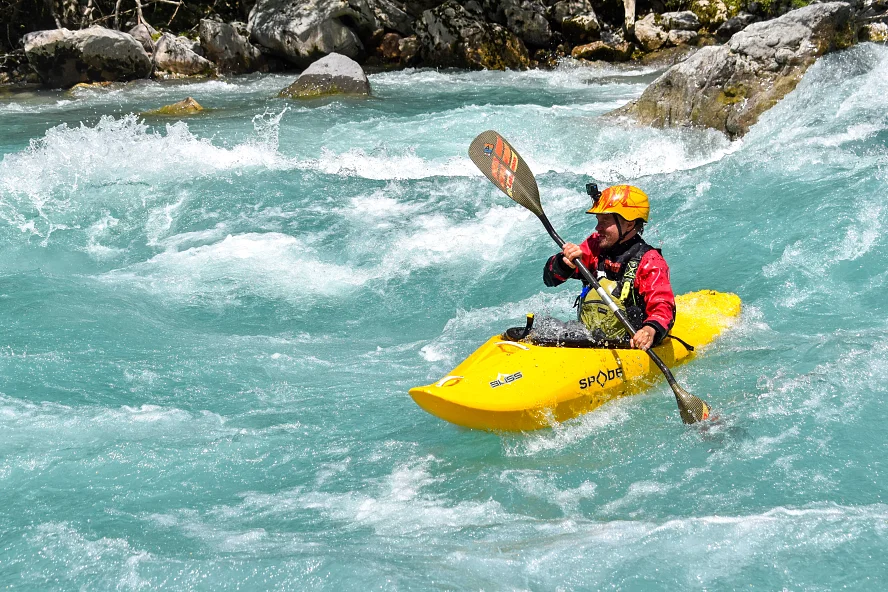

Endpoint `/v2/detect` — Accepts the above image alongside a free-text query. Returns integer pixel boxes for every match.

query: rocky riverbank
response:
[2,0,885,87]
[2,0,886,140]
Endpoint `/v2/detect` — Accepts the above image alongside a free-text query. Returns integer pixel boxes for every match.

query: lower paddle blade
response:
[671,383,711,424]
[468,130,544,218]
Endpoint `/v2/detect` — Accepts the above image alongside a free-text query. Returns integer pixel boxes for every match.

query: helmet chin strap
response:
[614,214,627,244]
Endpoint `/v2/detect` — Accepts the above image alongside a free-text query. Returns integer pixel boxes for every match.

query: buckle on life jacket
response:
[574,284,591,308]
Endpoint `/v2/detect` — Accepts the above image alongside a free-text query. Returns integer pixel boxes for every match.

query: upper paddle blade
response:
[468,130,544,218]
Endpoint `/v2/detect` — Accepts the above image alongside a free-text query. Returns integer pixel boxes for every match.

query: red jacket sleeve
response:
[634,249,676,339]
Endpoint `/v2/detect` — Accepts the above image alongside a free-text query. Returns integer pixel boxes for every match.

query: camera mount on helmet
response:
[586,182,601,206]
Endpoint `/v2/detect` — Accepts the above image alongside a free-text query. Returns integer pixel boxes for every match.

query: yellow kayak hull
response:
[409,290,741,431]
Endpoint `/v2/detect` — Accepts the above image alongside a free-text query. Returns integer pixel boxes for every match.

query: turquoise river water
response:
[1,44,888,590]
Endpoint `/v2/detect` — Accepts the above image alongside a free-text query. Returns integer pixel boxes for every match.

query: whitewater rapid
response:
[2,46,888,589]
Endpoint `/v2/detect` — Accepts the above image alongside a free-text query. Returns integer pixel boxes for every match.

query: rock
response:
[398,35,420,64]
[548,0,594,26]
[379,32,402,60]
[153,33,216,76]
[667,29,699,45]
[199,20,266,74]
[248,0,377,66]
[661,11,701,31]
[859,21,888,41]
[503,0,552,46]
[634,13,668,51]
[144,97,205,116]
[612,2,857,138]
[68,80,114,91]
[571,37,634,61]
[370,0,415,36]
[415,1,530,70]
[279,52,371,98]
[716,12,759,40]
[128,23,158,54]
[23,27,152,88]
[562,13,601,43]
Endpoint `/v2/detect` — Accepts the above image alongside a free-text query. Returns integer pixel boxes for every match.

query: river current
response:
[1,44,887,590]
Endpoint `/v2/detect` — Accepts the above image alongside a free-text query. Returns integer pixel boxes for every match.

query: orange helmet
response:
[586,184,650,223]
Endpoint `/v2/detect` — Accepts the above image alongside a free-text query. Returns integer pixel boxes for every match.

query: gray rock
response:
[23,27,152,88]
[128,23,158,54]
[370,0,415,36]
[667,29,698,45]
[415,1,530,70]
[549,0,594,25]
[562,13,601,43]
[634,13,668,51]
[503,0,552,46]
[154,33,216,76]
[661,11,701,31]
[279,52,370,98]
[199,20,266,74]
[716,12,759,41]
[612,2,857,138]
[248,0,377,66]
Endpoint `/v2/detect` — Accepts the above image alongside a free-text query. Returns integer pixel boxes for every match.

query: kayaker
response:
[543,184,675,351]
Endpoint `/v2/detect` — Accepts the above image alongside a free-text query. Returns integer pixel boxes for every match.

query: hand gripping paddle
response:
[468,130,711,424]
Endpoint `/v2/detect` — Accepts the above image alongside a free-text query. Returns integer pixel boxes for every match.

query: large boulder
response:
[199,20,266,74]
[415,1,530,70]
[611,2,857,139]
[248,0,377,66]
[23,27,152,88]
[153,33,216,76]
[279,52,371,98]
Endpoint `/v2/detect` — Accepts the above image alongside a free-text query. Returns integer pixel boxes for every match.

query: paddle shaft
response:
[538,214,682,388]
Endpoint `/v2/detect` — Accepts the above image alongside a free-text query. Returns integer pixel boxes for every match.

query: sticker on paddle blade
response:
[468,130,544,218]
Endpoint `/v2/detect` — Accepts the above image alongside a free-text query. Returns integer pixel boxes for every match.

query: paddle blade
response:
[468,130,544,218]
[671,383,712,424]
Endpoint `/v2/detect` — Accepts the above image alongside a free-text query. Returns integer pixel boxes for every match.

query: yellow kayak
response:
[410,290,741,431]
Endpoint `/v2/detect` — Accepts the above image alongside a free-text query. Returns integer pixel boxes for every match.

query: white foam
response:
[239,456,510,535]
[502,400,631,456]
[100,232,369,304]
[24,522,151,588]
[296,146,474,180]
[499,470,597,515]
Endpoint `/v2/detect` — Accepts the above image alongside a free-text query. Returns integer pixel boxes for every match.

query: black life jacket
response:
[574,239,657,340]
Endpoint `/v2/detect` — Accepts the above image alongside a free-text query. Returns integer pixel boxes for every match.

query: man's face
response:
[595,214,625,249]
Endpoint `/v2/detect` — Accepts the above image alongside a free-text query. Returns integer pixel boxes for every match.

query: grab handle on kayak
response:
[435,375,464,387]
[495,341,529,351]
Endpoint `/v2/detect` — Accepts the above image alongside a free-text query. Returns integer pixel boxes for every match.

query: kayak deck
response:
[409,290,741,431]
